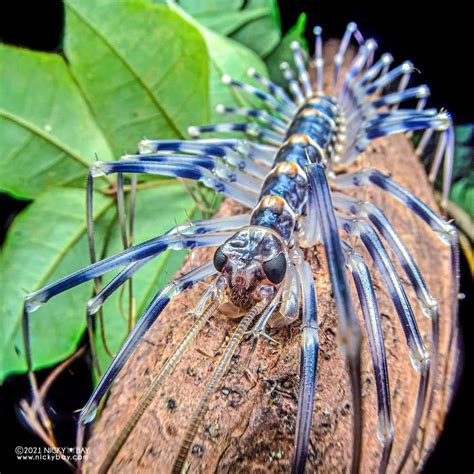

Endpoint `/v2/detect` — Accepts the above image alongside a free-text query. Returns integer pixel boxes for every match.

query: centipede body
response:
[22,23,460,474]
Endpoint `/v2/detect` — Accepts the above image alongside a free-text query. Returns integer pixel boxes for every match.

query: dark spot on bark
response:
[191,444,204,457]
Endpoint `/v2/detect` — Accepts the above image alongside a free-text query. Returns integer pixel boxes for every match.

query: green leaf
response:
[450,124,474,217]
[176,0,281,58]
[0,188,115,381]
[0,44,115,200]
[228,0,281,58]
[265,13,308,87]
[0,0,268,381]
[64,0,210,154]
[94,184,201,371]
[169,2,268,121]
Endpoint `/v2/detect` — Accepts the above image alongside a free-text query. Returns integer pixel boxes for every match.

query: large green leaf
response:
[64,0,210,154]
[0,0,270,383]
[94,184,201,371]
[265,13,308,87]
[170,2,268,121]
[0,189,115,381]
[176,0,281,58]
[0,44,115,200]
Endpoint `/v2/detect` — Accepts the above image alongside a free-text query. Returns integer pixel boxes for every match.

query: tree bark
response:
[84,42,459,473]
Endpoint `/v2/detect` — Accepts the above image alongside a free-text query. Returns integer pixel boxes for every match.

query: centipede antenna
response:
[99,282,224,473]
[172,299,269,473]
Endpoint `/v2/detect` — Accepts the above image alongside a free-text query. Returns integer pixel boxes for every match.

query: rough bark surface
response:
[84,43,459,474]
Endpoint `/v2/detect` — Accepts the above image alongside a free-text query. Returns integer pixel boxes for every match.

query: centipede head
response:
[213,226,287,314]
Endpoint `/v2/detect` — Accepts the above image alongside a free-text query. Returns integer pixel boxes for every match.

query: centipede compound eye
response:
[262,253,287,284]
[213,247,227,272]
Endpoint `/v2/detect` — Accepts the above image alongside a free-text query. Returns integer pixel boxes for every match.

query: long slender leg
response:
[333,22,359,90]
[138,139,272,178]
[188,121,283,146]
[124,153,263,194]
[333,193,441,428]
[221,75,294,119]
[98,277,225,473]
[358,53,394,88]
[116,172,135,332]
[305,163,362,474]
[280,62,305,105]
[215,104,288,134]
[247,67,296,111]
[79,262,217,424]
[86,172,106,371]
[88,216,251,315]
[313,26,324,93]
[172,299,270,474]
[290,41,312,98]
[291,257,319,474]
[332,167,459,316]
[343,244,393,473]
[91,160,259,208]
[24,231,234,312]
[337,215,430,472]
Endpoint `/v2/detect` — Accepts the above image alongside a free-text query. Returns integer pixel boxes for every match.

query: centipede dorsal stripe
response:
[22,22,459,474]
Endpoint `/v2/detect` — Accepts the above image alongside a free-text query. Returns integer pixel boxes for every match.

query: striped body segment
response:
[251,95,342,242]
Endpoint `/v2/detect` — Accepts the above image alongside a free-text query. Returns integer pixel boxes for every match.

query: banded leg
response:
[122,153,262,193]
[290,41,312,98]
[337,215,430,471]
[280,62,305,105]
[333,22,360,90]
[24,231,232,313]
[138,139,271,179]
[247,67,296,111]
[215,104,289,134]
[305,163,362,474]
[313,26,324,93]
[221,74,294,119]
[138,138,277,168]
[291,257,319,474]
[332,168,459,315]
[80,261,217,424]
[333,193,441,431]
[188,121,283,147]
[87,215,251,315]
[91,160,259,208]
[343,244,393,473]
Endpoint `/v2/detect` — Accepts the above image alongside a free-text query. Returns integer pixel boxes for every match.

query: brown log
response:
[84,42,459,473]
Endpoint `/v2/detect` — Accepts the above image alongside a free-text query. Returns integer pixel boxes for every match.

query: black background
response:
[0,1,471,473]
